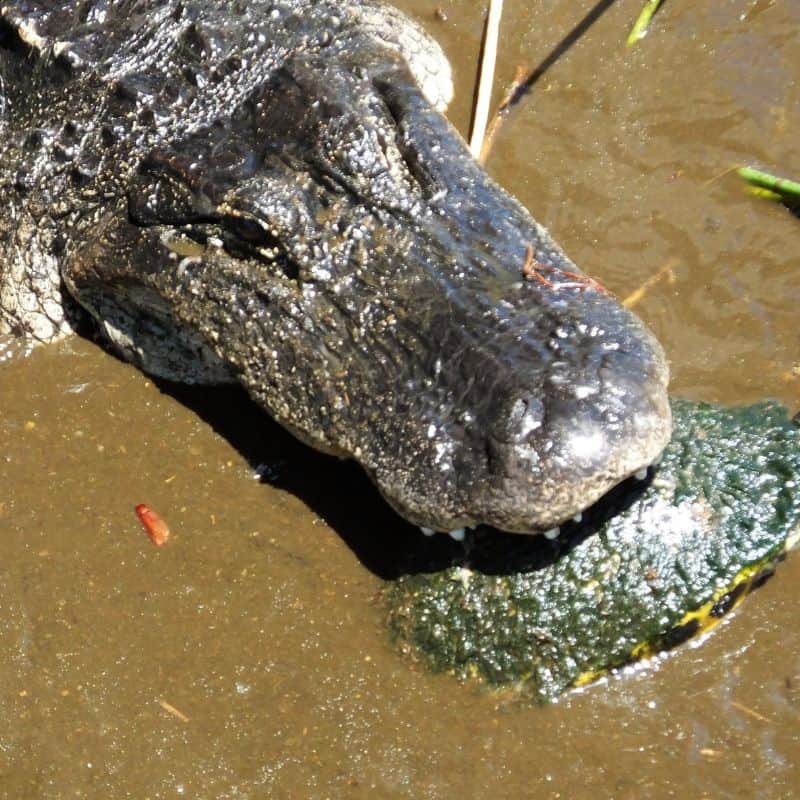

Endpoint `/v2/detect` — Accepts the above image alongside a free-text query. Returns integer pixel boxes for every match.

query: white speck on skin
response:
[573,384,597,399]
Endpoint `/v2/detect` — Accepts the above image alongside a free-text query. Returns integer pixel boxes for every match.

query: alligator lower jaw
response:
[415,452,665,541]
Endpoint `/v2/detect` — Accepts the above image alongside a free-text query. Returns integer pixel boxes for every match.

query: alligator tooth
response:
[572,512,583,523]
[448,528,466,542]
[543,527,560,540]
[634,468,648,480]
[420,527,435,537]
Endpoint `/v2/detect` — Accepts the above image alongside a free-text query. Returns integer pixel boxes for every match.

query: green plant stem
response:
[738,166,800,204]
[627,0,664,46]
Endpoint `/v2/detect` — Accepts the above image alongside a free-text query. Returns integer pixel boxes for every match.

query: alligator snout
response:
[481,328,671,533]
[363,265,671,535]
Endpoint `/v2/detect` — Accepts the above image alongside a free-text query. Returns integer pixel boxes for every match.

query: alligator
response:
[0,0,671,537]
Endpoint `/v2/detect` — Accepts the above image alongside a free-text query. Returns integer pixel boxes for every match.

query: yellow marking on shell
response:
[573,667,604,688]
[636,560,772,660]
[571,526,800,691]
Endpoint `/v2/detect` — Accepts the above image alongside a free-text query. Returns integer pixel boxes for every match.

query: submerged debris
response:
[623,258,677,309]
[135,503,171,547]
[157,698,190,722]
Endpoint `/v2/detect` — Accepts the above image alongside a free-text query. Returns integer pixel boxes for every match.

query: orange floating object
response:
[135,503,170,547]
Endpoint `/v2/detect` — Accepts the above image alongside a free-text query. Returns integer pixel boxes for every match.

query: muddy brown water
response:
[1,0,799,797]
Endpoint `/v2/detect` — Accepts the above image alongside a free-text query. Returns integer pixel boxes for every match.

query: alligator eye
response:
[229,216,272,244]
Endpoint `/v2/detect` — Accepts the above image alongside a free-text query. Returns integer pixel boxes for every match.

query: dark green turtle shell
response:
[386,400,800,702]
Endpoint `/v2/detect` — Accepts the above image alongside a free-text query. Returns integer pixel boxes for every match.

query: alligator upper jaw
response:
[365,288,673,537]
[63,47,672,538]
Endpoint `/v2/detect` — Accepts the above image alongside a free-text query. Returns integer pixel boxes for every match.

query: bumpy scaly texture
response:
[0,0,451,345]
[387,400,800,701]
[0,1,671,534]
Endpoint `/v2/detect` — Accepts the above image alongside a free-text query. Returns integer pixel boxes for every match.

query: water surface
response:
[1,0,799,796]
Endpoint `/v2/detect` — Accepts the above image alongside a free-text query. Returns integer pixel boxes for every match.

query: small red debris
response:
[135,503,170,547]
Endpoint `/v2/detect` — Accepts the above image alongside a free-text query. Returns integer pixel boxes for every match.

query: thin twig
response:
[479,63,527,164]
[702,165,739,188]
[158,698,190,722]
[522,244,614,296]
[623,257,677,308]
[470,0,504,159]
[731,700,771,724]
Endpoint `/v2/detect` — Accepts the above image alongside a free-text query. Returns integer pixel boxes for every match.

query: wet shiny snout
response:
[480,338,672,534]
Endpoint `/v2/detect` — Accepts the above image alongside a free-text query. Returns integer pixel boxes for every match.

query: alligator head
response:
[56,4,671,536]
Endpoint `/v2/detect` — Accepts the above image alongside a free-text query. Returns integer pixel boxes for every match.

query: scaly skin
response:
[0,0,671,534]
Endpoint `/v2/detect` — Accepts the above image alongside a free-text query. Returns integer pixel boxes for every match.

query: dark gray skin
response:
[0,0,671,535]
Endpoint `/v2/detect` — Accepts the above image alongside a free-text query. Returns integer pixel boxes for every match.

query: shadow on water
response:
[488,0,620,120]
[153,373,652,581]
[157,378,455,579]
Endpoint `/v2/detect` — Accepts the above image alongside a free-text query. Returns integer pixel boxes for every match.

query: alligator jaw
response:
[61,37,671,536]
